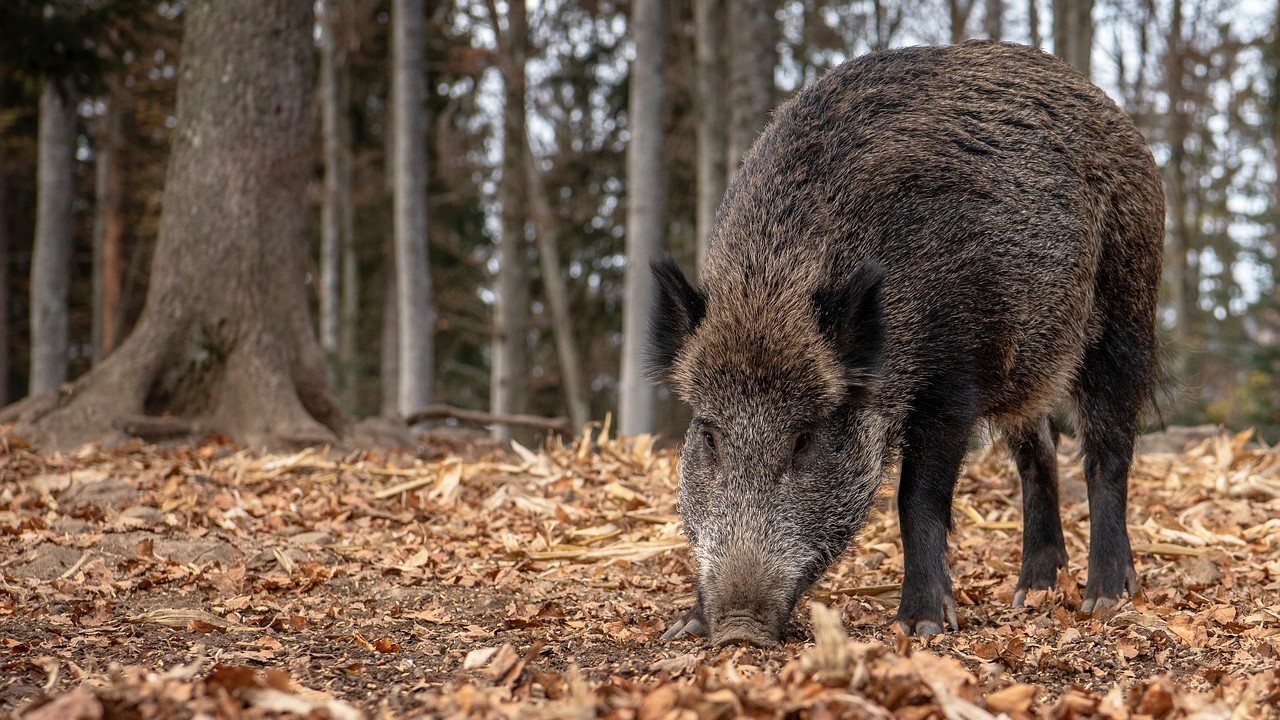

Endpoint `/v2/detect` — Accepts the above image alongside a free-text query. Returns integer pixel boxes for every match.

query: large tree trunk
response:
[92,77,127,363]
[491,0,529,443]
[30,77,77,395]
[984,0,1003,39]
[694,0,727,274]
[1052,0,1093,78]
[525,139,589,431]
[726,0,775,184]
[391,0,434,417]
[618,0,667,436]
[5,0,345,450]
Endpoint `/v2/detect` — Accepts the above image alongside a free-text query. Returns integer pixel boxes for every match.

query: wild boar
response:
[648,40,1163,646]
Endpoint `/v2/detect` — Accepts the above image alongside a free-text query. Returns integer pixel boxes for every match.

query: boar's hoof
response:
[896,595,959,636]
[661,615,707,641]
[1080,564,1139,614]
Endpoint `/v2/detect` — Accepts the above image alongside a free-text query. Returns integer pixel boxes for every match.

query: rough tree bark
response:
[92,76,127,363]
[694,0,727,274]
[726,0,775,183]
[618,0,667,436]
[984,0,1003,39]
[525,138,589,431]
[391,0,434,416]
[491,0,529,443]
[30,77,77,395]
[1052,0,1094,78]
[4,0,345,450]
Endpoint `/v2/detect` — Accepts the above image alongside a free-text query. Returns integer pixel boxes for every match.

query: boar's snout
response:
[713,614,781,648]
[701,550,801,647]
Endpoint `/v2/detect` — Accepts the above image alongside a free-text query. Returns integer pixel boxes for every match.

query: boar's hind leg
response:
[895,412,974,635]
[1073,324,1146,613]
[1007,415,1069,608]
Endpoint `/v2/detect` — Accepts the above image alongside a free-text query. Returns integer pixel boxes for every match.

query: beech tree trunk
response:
[618,0,667,436]
[491,0,529,443]
[391,0,434,416]
[92,77,126,363]
[525,139,589,431]
[5,0,345,450]
[726,0,775,183]
[30,77,77,395]
[694,0,727,273]
[1052,0,1093,78]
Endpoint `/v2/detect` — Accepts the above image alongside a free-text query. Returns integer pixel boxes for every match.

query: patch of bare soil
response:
[0,425,1277,719]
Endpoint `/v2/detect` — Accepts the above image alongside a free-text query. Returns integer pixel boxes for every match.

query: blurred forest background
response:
[0,0,1277,446]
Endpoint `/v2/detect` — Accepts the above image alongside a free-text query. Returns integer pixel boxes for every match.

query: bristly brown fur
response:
[650,41,1164,645]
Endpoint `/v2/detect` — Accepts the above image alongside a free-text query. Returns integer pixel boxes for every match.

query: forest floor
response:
[1,423,1278,720]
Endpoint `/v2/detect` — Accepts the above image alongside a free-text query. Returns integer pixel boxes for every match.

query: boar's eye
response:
[702,429,717,454]
[793,433,812,460]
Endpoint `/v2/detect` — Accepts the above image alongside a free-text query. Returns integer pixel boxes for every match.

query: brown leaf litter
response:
[1,424,1278,718]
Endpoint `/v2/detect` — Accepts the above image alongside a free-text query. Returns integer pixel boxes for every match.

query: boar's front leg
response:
[895,408,974,635]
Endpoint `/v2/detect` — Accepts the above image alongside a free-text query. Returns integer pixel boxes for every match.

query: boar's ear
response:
[647,256,706,382]
[813,260,885,385]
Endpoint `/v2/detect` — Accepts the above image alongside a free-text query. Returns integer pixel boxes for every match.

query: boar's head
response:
[647,256,890,647]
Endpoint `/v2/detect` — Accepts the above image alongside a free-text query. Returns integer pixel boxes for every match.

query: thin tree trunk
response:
[619,0,667,436]
[31,77,77,395]
[1272,0,1280,305]
[391,0,434,416]
[1029,0,1042,47]
[319,0,343,383]
[726,0,775,183]
[1165,0,1193,379]
[491,0,529,443]
[92,77,126,363]
[1052,0,1093,77]
[0,82,9,406]
[984,0,1003,39]
[336,2,358,411]
[525,139,589,431]
[949,0,973,43]
[694,0,727,274]
[381,259,399,415]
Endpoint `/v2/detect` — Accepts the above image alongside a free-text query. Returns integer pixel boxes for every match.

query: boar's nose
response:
[702,548,798,647]
[712,614,782,648]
